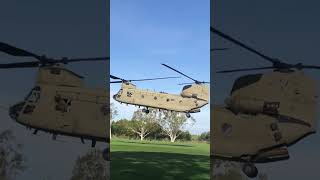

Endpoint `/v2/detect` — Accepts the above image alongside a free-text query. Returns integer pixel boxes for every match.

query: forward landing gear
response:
[186,113,191,118]
[242,162,258,178]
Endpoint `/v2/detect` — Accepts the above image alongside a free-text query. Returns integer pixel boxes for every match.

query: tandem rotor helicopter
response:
[0,42,110,159]
[210,26,319,178]
[111,64,209,118]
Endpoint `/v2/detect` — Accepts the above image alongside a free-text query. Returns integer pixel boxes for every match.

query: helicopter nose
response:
[113,94,117,100]
[9,102,25,121]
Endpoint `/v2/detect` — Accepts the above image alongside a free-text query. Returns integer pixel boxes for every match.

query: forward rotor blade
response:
[129,76,180,82]
[211,27,279,64]
[217,66,274,73]
[178,83,193,85]
[57,57,109,64]
[0,61,40,69]
[162,64,198,82]
[110,75,123,80]
[0,42,40,59]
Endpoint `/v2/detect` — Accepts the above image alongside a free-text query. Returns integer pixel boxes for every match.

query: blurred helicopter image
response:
[211,27,319,178]
[111,64,209,118]
[0,42,109,158]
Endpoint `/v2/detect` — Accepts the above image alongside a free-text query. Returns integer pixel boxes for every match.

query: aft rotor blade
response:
[211,27,279,64]
[110,75,123,80]
[129,76,180,82]
[0,61,40,69]
[217,66,274,73]
[110,80,123,83]
[57,57,109,64]
[162,64,198,82]
[299,65,320,69]
[0,42,40,59]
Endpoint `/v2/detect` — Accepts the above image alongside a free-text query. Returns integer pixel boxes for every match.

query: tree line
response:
[110,103,210,142]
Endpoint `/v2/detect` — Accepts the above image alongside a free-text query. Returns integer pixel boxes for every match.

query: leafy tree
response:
[145,123,167,140]
[71,149,109,180]
[0,130,26,180]
[198,131,210,142]
[176,131,192,141]
[111,119,135,137]
[110,103,118,139]
[157,111,195,142]
[130,109,158,141]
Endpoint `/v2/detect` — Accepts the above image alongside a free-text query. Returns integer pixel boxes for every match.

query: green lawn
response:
[111,138,210,180]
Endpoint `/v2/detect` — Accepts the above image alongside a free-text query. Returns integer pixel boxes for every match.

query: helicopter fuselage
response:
[9,67,109,145]
[113,82,209,113]
[211,70,318,163]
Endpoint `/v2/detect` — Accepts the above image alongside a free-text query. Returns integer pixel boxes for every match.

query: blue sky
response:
[110,0,210,135]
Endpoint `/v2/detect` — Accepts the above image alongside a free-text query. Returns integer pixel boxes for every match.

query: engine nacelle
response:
[226,96,279,115]
[180,84,209,101]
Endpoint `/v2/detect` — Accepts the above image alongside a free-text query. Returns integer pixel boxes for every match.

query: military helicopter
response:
[0,42,109,155]
[111,64,209,118]
[210,27,319,178]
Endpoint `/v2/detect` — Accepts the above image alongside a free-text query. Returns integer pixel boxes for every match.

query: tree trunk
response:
[170,135,176,142]
[140,134,144,141]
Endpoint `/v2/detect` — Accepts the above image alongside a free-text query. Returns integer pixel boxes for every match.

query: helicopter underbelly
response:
[114,90,207,112]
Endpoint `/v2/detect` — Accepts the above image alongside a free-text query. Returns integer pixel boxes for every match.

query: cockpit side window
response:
[231,74,262,94]
[182,85,192,91]
[55,96,72,113]
[25,86,41,103]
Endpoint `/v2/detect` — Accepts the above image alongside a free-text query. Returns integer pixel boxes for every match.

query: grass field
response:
[111,138,210,180]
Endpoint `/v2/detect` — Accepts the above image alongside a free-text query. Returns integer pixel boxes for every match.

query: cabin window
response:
[166,98,170,102]
[154,96,157,100]
[55,96,72,112]
[127,91,132,97]
[221,123,232,136]
[141,95,144,98]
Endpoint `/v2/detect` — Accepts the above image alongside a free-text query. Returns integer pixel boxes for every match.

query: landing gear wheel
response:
[142,108,149,114]
[242,163,258,178]
[186,113,191,118]
[102,148,110,161]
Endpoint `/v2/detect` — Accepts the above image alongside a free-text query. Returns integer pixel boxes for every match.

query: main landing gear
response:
[142,108,149,114]
[186,113,191,118]
[242,162,258,178]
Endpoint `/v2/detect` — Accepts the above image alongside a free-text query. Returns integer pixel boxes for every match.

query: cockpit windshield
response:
[25,86,41,103]
[231,74,262,94]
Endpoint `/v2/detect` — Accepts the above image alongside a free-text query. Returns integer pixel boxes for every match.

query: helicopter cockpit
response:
[9,86,41,120]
